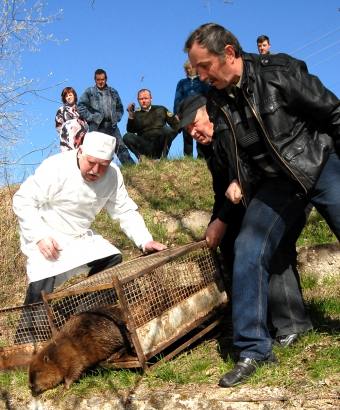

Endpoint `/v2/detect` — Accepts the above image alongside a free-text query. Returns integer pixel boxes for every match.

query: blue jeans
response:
[232,178,307,360]
[219,204,312,339]
[310,152,340,240]
[232,152,340,360]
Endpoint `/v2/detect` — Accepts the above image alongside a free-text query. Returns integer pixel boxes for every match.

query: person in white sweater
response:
[13,131,166,304]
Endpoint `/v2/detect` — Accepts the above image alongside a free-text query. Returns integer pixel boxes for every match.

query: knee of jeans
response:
[234,233,273,276]
[234,233,257,260]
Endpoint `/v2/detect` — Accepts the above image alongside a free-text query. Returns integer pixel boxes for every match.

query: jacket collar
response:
[240,52,257,96]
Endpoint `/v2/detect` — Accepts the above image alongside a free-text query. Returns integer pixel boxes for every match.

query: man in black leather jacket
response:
[179,94,312,342]
[184,23,340,387]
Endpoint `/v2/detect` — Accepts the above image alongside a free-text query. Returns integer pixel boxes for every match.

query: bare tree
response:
[0,0,62,177]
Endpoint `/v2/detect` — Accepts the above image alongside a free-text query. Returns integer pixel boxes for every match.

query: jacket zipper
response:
[242,90,307,194]
[214,101,248,208]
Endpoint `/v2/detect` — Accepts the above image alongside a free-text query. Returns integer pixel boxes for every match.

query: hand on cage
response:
[205,218,227,250]
[143,240,167,253]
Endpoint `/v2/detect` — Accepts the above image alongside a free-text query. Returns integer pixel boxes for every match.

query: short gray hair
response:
[184,23,242,58]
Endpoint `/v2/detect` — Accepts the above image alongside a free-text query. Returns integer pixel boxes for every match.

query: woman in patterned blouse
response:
[55,87,88,151]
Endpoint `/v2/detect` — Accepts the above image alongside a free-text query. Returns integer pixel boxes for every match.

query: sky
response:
[7,0,340,183]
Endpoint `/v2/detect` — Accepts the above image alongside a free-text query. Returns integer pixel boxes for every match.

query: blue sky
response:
[10,0,340,182]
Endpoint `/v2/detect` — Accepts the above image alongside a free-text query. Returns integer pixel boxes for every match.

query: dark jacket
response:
[208,52,340,206]
[127,105,179,136]
[173,76,210,114]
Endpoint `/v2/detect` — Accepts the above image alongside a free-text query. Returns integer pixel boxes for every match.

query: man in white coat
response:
[13,131,166,305]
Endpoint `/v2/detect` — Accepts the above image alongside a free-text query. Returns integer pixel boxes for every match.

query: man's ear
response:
[224,44,236,60]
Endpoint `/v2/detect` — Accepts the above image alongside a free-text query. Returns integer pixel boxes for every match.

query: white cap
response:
[81,131,116,160]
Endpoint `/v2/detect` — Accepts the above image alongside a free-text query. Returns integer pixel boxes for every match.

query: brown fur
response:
[29,305,129,395]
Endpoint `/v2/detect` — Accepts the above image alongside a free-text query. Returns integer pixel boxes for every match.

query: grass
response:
[0,272,338,403]
[0,158,339,405]
[0,186,27,308]
[297,208,337,246]
[2,310,338,398]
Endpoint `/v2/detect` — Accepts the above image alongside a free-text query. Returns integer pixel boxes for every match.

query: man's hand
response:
[127,102,135,118]
[205,218,227,249]
[225,179,243,204]
[37,237,62,260]
[144,240,167,253]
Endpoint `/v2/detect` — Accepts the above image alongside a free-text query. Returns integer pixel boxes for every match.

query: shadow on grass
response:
[307,300,340,334]
[215,297,340,366]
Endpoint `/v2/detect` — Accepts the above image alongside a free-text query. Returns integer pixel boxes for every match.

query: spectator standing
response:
[123,89,179,160]
[55,86,88,151]
[78,69,134,165]
[173,60,209,157]
[257,34,271,54]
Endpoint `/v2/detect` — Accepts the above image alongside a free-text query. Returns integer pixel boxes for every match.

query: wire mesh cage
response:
[0,241,228,370]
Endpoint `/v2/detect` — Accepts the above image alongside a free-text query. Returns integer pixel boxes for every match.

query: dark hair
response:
[256,35,270,44]
[94,68,107,79]
[61,87,77,104]
[137,88,152,98]
[184,23,242,58]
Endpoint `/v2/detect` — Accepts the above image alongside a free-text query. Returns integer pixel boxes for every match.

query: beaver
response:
[29,304,131,395]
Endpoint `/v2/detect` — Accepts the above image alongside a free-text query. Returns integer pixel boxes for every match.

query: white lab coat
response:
[13,150,152,283]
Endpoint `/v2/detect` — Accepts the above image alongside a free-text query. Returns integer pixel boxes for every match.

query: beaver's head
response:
[29,342,64,395]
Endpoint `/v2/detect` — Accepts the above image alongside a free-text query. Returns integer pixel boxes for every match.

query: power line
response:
[310,48,340,67]
[290,25,340,55]
[303,38,340,60]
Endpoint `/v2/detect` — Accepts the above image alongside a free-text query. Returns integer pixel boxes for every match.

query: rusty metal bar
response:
[102,353,142,369]
[147,317,222,370]
[144,307,226,361]
[41,291,58,337]
[45,282,116,301]
[0,342,46,370]
[119,240,207,285]
[0,301,42,313]
[112,276,146,370]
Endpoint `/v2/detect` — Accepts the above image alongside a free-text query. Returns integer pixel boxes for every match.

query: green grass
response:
[0,158,339,404]
[307,345,340,379]
[300,274,318,290]
[0,316,338,402]
[0,369,29,401]
[308,297,340,320]
[297,208,337,246]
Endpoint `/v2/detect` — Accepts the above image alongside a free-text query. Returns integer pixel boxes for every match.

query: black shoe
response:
[275,333,299,347]
[218,353,277,388]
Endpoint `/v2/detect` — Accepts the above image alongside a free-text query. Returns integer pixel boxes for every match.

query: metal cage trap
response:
[0,241,228,370]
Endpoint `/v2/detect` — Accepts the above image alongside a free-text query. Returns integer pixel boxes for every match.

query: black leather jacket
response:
[208,52,340,207]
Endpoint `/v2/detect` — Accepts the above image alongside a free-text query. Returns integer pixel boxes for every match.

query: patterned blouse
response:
[55,104,88,151]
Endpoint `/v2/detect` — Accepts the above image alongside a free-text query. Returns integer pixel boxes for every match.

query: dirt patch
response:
[15,383,340,409]
[298,243,340,281]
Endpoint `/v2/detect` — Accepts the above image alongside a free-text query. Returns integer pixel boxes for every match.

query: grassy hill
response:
[0,157,339,407]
